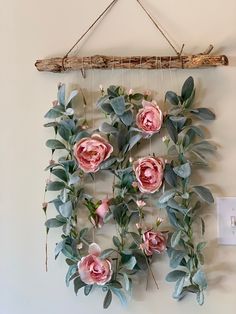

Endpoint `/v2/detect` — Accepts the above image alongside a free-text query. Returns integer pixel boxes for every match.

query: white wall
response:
[1,0,236,313]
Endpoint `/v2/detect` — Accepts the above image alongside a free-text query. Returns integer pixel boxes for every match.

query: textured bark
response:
[35,54,228,73]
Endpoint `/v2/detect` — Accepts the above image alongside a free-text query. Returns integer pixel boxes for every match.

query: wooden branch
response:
[35,52,228,73]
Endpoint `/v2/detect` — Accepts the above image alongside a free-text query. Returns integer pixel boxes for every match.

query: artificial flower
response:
[74,134,113,173]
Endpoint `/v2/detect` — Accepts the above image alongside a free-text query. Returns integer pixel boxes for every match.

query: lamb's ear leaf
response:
[103,289,112,309]
[165,118,178,143]
[181,76,194,101]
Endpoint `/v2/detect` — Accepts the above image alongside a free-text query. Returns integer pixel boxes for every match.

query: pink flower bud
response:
[136,200,146,208]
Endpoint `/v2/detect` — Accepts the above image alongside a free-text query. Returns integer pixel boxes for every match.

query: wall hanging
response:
[39,0,226,309]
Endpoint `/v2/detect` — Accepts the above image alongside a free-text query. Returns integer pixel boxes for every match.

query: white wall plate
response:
[217,197,236,245]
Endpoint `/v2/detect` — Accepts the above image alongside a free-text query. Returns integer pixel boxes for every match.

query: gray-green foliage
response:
[43,79,215,308]
[163,76,215,305]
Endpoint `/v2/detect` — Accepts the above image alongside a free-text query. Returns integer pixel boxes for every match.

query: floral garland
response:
[43,77,215,308]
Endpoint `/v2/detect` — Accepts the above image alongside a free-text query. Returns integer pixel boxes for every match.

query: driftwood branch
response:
[35,47,228,73]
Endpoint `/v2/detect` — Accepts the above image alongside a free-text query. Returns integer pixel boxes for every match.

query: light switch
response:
[217,197,236,245]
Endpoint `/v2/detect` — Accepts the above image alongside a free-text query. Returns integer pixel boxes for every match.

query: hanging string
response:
[136,0,181,56]
[168,56,174,90]
[159,57,164,99]
[42,109,59,272]
[63,0,119,59]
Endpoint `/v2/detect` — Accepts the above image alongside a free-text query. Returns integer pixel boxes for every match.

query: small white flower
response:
[77,243,83,250]
[156,217,164,224]
[136,200,146,208]
[162,136,168,142]
[129,157,134,163]
[65,108,74,116]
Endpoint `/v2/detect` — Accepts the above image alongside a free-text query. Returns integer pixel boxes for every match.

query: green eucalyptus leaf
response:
[52,168,68,182]
[57,84,65,106]
[197,242,207,252]
[65,264,78,287]
[110,288,127,306]
[97,95,110,107]
[189,141,217,153]
[79,227,89,239]
[165,118,178,143]
[164,164,177,187]
[55,215,67,223]
[168,199,188,213]
[182,134,190,148]
[191,108,215,120]
[84,285,93,296]
[173,276,185,298]
[166,208,181,228]
[168,145,178,156]
[110,96,125,116]
[126,133,143,152]
[46,139,66,150]
[122,273,130,291]
[74,131,89,143]
[181,76,194,101]
[129,232,141,244]
[169,249,186,268]
[99,122,118,134]
[166,270,187,282]
[173,163,191,178]
[107,85,119,98]
[159,190,176,204]
[131,93,143,101]
[123,256,136,270]
[100,249,115,259]
[100,157,117,170]
[192,270,207,290]
[109,280,122,289]
[74,277,86,295]
[185,126,205,138]
[59,200,73,218]
[170,116,187,126]
[44,121,58,128]
[101,102,114,114]
[69,172,80,185]
[183,88,195,108]
[113,236,121,248]
[133,252,148,270]
[44,106,64,119]
[55,240,66,257]
[103,289,112,309]
[196,291,204,305]
[47,181,65,191]
[165,91,180,106]
[62,244,77,260]
[192,186,214,203]
[45,218,65,228]
[58,124,71,141]
[103,212,113,223]
[66,90,78,106]
[171,230,182,247]
[120,110,133,126]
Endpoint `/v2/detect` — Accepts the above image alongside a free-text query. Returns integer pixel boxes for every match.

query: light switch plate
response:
[217,197,236,245]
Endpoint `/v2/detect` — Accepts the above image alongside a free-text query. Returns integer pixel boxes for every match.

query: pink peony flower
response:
[96,198,109,227]
[133,157,164,193]
[136,100,163,134]
[78,243,112,285]
[140,230,166,256]
[74,134,113,173]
